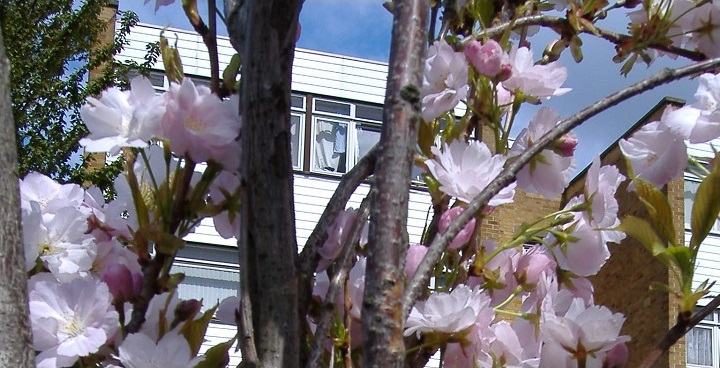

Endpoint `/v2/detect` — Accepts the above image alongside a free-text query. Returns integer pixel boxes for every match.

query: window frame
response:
[688,310,720,368]
[684,176,720,234]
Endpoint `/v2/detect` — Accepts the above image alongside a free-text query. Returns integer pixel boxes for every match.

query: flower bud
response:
[464,40,504,77]
[405,244,428,279]
[604,342,629,367]
[174,299,202,327]
[100,263,137,302]
[553,133,579,157]
[438,206,476,250]
[496,63,513,81]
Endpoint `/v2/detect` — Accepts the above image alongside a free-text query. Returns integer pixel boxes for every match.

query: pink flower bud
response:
[464,40,504,77]
[100,263,137,302]
[497,62,513,81]
[554,133,579,157]
[515,246,555,288]
[175,299,202,324]
[604,342,629,367]
[405,244,428,278]
[438,206,476,250]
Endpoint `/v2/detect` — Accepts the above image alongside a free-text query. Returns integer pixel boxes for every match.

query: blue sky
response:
[119,0,698,171]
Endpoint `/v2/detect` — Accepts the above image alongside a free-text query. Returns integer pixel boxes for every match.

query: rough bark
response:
[0,23,35,368]
[362,1,428,367]
[227,1,304,366]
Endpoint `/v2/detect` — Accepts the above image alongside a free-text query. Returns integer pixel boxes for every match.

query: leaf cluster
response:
[0,0,159,190]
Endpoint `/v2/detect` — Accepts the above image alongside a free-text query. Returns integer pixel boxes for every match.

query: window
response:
[688,309,720,367]
[287,94,426,183]
[685,179,720,233]
[173,243,239,314]
[307,97,382,175]
[291,94,306,170]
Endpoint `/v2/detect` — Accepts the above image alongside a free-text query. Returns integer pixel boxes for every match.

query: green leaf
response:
[690,169,720,249]
[222,54,241,93]
[633,178,677,246]
[160,29,185,84]
[181,305,218,356]
[617,216,665,256]
[195,339,235,368]
[570,36,583,63]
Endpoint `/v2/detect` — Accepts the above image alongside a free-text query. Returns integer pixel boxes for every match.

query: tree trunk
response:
[228,1,304,366]
[362,1,428,367]
[0,23,35,368]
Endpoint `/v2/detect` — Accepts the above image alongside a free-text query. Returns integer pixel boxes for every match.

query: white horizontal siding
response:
[118,23,390,104]
[200,322,243,367]
[293,174,431,247]
[688,231,720,306]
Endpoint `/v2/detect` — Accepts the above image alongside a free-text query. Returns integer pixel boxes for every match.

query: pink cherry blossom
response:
[514,245,555,289]
[29,277,119,368]
[421,39,469,122]
[464,39,508,78]
[510,107,576,199]
[426,139,516,205]
[546,212,609,277]
[316,208,359,272]
[114,331,205,368]
[405,285,491,337]
[583,156,626,244]
[160,79,241,169]
[80,76,164,155]
[503,46,571,99]
[665,73,720,143]
[405,244,428,279]
[438,206,476,249]
[540,298,629,368]
[619,109,687,188]
[215,296,239,325]
[209,170,242,239]
[20,172,85,216]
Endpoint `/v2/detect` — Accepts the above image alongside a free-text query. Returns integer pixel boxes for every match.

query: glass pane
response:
[356,103,383,121]
[687,326,713,366]
[315,99,351,116]
[313,119,348,173]
[291,95,305,109]
[356,124,380,163]
[291,114,302,169]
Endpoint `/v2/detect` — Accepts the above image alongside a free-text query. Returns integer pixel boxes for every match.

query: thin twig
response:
[640,293,720,368]
[306,197,371,368]
[469,14,706,62]
[402,56,720,318]
[183,0,221,94]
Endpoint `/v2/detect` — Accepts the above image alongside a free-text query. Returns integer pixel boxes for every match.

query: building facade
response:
[112,14,720,368]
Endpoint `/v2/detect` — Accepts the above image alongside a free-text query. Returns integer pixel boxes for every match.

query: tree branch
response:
[306,196,371,368]
[640,293,720,368]
[362,0,428,366]
[471,14,706,62]
[183,0,221,95]
[230,1,304,366]
[402,56,720,317]
[297,145,377,278]
[0,19,34,368]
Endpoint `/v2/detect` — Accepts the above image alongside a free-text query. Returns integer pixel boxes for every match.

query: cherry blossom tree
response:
[6,0,720,367]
